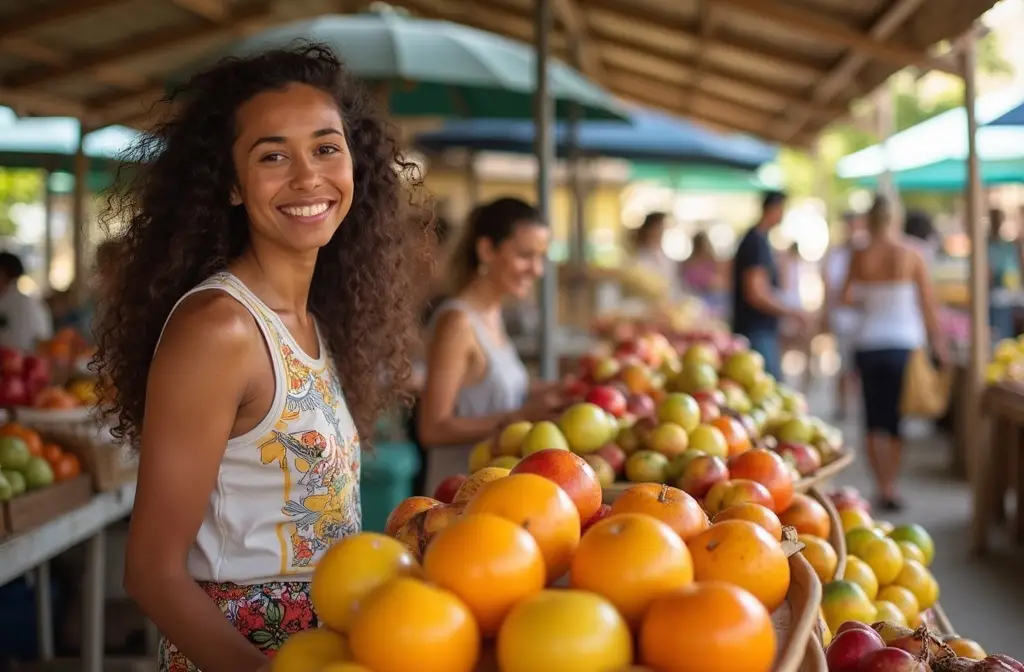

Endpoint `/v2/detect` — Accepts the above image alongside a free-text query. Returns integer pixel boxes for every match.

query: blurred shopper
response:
[633,211,684,301]
[681,231,726,317]
[417,197,565,496]
[0,252,53,352]
[823,211,867,419]
[778,243,814,391]
[903,208,940,269]
[731,190,811,379]
[987,208,1023,341]
[842,195,948,511]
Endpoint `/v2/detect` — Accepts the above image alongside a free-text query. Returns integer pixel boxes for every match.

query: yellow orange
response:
[687,520,790,612]
[271,628,351,671]
[798,534,838,582]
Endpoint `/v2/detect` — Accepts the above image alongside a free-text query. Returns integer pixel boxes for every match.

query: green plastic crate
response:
[361,440,421,533]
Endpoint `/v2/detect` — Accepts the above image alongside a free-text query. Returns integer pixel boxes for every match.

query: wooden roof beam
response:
[2,2,277,91]
[0,0,130,42]
[712,0,946,70]
[779,0,931,142]
[0,86,87,118]
[170,0,230,22]
[398,0,571,52]
[552,0,606,81]
[686,0,720,115]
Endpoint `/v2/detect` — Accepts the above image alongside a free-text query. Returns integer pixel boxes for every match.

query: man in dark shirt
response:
[731,190,810,379]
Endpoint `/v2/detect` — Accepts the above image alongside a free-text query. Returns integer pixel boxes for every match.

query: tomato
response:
[43,443,64,466]
[54,453,81,481]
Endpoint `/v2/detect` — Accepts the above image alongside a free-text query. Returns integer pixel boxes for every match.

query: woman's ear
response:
[229,187,242,206]
[475,237,496,267]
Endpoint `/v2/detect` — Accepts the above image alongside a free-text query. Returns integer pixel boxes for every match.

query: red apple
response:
[0,376,28,407]
[582,504,613,534]
[826,629,885,672]
[829,486,871,514]
[22,355,51,387]
[596,442,626,474]
[775,441,822,476]
[614,339,651,364]
[563,375,590,401]
[432,474,469,504]
[695,397,721,423]
[0,347,24,377]
[625,393,656,418]
[586,385,627,418]
[675,454,729,500]
[510,449,602,523]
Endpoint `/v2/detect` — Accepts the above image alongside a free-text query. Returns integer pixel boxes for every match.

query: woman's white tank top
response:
[852,281,927,351]
[156,272,361,585]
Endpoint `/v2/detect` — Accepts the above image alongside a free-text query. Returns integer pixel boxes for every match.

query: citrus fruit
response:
[393,505,462,561]
[423,513,545,636]
[895,540,927,564]
[778,493,831,538]
[571,513,694,625]
[639,581,776,672]
[839,507,874,532]
[310,532,419,633]
[453,466,510,505]
[943,637,986,659]
[349,577,479,672]
[318,665,373,672]
[887,523,935,566]
[687,519,790,611]
[469,440,493,473]
[857,536,904,586]
[464,473,581,581]
[271,628,351,671]
[709,415,752,457]
[384,497,443,537]
[845,527,883,558]
[727,448,794,512]
[872,599,908,627]
[703,479,774,516]
[714,503,783,541]
[893,558,939,609]
[875,520,895,535]
[610,483,709,541]
[877,585,919,622]
[821,580,876,632]
[798,534,838,582]
[496,589,633,672]
[842,556,879,600]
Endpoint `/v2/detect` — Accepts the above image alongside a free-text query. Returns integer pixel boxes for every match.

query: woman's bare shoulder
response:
[158,290,260,356]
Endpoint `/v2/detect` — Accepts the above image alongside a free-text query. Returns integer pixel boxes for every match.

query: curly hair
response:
[93,43,433,447]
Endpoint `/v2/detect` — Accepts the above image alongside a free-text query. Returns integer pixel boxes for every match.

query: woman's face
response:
[231,83,355,256]
[479,222,550,300]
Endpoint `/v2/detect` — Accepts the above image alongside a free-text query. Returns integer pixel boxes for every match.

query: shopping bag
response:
[900,348,953,418]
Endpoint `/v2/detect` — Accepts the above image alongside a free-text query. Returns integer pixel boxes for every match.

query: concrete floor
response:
[799,374,1024,660]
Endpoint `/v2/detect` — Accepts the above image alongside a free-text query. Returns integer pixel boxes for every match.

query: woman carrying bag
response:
[841,196,949,512]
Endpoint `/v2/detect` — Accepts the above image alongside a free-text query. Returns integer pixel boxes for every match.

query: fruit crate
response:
[808,485,847,580]
[43,425,138,493]
[2,474,91,534]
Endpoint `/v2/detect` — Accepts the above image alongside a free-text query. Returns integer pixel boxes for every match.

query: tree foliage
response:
[0,168,44,237]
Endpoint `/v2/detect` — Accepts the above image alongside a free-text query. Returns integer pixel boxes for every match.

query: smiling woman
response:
[91,44,432,672]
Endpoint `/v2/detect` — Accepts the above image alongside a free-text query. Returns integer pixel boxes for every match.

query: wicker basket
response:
[808,485,847,580]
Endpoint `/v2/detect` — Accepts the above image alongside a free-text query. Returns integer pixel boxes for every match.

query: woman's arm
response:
[911,250,949,362]
[417,310,521,447]
[124,293,269,672]
[839,250,861,308]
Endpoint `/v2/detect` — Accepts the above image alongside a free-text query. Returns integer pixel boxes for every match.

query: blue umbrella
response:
[414,108,776,170]
[988,99,1024,126]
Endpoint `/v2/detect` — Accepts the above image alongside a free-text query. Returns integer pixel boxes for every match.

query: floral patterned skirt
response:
[158,581,318,671]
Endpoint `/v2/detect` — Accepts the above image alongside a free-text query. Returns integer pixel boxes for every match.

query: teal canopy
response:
[853,158,1024,191]
[630,163,770,193]
[0,109,139,172]
[173,4,627,122]
[836,87,1024,182]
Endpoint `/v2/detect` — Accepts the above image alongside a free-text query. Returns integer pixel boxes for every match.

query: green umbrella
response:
[853,157,1024,191]
[0,111,138,173]
[630,162,769,193]
[174,3,627,121]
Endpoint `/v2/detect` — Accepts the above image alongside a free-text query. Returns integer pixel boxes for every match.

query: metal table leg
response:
[35,561,55,660]
[81,530,107,672]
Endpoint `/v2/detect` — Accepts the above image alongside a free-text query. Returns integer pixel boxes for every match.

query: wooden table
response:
[977,382,1024,548]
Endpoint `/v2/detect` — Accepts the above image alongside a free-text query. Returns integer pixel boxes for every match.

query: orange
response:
[846,527,884,558]
[895,540,927,565]
[856,536,904,586]
[423,513,545,636]
[893,558,939,610]
[639,582,776,672]
[570,513,694,626]
[798,534,838,582]
[839,507,874,532]
[496,589,633,672]
[714,503,783,541]
[727,448,794,513]
[778,493,831,538]
[271,628,351,671]
[384,496,442,537]
[317,665,373,672]
[843,556,879,600]
[464,473,580,582]
[349,577,479,672]
[310,532,420,634]
[609,483,709,541]
[877,585,920,622]
[873,600,908,627]
[943,637,986,660]
[687,520,790,612]
[42,444,63,467]
[54,453,81,481]
[709,416,752,458]
[820,580,876,632]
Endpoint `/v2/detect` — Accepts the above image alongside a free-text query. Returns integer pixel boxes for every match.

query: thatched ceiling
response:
[0,0,1000,147]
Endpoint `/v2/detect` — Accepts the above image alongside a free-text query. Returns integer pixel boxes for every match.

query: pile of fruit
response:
[273,448,812,672]
[985,337,1024,384]
[0,422,81,501]
[0,343,96,409]
[825,621,1021,672]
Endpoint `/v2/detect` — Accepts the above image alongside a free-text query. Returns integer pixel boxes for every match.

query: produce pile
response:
[0,422,82,501]
[0,343,97,409]
[818,486,1023,671]
[984,336,1024,384]
[465,330,845,506]
[272,448,811,672]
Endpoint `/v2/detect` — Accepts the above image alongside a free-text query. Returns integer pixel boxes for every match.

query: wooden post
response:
[961,28,991,555]
[534,0,558,381]
[72,122,90,305]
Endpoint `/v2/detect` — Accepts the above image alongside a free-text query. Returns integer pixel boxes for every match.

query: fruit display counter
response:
[978,378,1024,547]
[273,453,827,672]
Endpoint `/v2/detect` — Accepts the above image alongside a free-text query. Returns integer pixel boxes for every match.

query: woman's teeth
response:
[281,202,330,217]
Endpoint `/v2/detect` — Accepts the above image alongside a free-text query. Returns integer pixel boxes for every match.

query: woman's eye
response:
[260,152,285,163]
[317,145,340,156]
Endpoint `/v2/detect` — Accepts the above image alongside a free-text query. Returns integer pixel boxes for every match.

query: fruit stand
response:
[978,381,1024,547]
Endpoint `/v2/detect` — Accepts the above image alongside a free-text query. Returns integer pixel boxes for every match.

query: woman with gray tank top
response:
[841,196,948,512]
[417,198,566,496]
